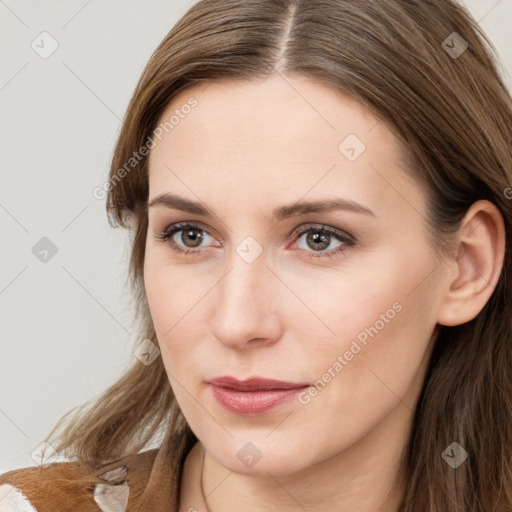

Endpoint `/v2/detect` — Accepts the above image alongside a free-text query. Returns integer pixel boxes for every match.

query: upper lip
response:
[208,376,310,391]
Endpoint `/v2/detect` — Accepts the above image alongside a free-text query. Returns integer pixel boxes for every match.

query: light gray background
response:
[1,0,511,473]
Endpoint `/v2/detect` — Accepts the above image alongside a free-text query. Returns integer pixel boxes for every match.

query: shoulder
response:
[0,448,158,512]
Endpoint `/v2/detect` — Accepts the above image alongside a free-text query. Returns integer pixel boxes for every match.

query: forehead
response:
[147,75,424,220]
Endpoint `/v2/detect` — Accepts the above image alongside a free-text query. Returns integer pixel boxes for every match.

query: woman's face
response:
[144,74,449,476]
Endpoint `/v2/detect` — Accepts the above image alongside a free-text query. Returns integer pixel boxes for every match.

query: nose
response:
[211,251,283,351]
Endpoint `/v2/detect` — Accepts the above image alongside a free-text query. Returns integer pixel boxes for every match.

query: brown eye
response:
[304,231,331,251]
[155,222,214,255]
[178,227,204,248]
[293,225,356,259]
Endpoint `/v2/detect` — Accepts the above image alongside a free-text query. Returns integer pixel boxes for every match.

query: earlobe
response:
[436,200,506,327]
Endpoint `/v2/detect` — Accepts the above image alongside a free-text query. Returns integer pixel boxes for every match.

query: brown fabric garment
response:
[0,428,195,512]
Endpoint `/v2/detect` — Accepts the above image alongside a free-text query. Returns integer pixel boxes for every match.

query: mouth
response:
[207,376,310,415]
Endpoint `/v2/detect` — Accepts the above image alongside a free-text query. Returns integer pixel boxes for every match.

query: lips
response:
[207,376,310,391]
[207,376,310,415]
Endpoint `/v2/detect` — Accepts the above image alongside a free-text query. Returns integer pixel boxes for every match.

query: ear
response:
[436,199,506,327]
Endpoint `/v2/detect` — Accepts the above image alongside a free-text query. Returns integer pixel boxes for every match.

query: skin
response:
[143,74,505,512]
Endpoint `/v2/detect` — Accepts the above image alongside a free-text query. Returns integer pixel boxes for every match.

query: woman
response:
[1,0,511,510]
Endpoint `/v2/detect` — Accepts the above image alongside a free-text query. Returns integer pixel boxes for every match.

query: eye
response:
[154,221,215,255]
[291,224,355,259]
[154,222,356,259]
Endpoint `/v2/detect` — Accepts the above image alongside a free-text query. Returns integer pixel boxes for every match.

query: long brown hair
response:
[45,0,512,509]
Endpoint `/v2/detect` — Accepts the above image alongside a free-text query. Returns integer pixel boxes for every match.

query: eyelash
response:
[154,221,356,259]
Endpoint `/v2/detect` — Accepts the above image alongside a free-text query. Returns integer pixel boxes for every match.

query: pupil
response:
[184,229,203,247]
[308,231,329,251]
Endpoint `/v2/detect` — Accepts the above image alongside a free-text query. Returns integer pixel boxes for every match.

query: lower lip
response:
[210,384,308,415]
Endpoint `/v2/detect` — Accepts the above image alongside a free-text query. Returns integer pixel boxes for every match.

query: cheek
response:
[143,265,201,412]
[143,254,213,370]
[293,280,406,397]
[292,244,436,374]
[144,248,194,331]
[299,262,438,422]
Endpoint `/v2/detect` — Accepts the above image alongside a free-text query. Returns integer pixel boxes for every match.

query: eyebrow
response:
[147,193,376,221]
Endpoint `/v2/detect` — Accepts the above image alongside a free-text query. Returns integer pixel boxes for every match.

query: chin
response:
[204,433,319,477]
